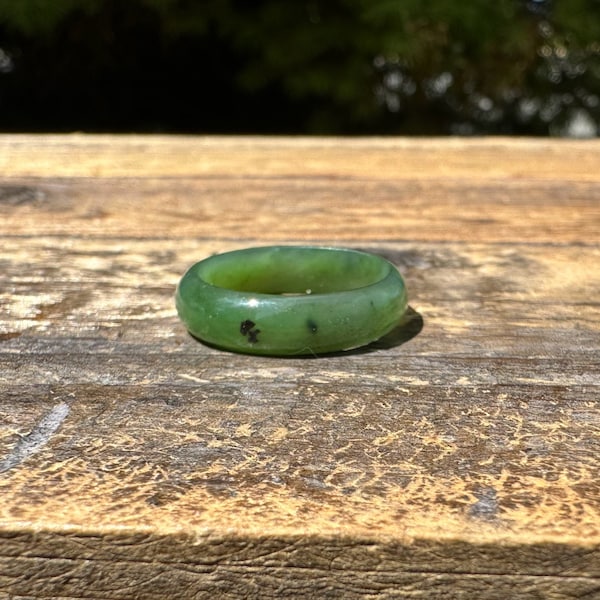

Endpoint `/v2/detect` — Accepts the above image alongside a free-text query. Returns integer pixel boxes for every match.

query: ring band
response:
[176,246,408,356]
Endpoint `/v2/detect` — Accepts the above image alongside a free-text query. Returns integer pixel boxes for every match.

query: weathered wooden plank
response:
[0,553,599,599]
[2,530,599,576]
[1,239,598,359]
[1,176,599,242]
[0,136,599,598]
[1,135,599,181]
[0,382,598,541]
[2,352,600,387]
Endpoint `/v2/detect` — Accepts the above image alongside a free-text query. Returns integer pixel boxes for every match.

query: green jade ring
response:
[176,246,407,356]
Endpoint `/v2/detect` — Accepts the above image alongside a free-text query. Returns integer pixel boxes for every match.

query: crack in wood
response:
[0,402,70,474]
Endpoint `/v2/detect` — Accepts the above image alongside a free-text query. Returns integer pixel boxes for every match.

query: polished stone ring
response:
[176,246,407,356]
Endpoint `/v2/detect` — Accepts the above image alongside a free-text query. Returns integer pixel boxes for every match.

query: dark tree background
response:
[0,0,598,135]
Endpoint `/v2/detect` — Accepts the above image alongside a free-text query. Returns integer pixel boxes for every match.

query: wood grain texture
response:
[0,135,599,598]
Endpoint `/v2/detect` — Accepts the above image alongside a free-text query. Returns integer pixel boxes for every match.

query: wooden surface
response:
[0,135,599,598]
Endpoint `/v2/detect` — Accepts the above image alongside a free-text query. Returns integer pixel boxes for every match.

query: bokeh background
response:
[0,0,599,136]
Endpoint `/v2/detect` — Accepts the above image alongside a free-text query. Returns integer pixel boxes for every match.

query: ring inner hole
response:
[202,250,389,294]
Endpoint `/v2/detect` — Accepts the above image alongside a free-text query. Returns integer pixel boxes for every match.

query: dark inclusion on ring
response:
[240,319,255,335]
[240,319,261,343]
[307,319,318,334]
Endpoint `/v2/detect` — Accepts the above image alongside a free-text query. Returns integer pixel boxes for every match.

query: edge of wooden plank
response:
[1,134,599,180]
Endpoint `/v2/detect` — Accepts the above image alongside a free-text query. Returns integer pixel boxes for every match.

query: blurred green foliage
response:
[0,0,598,134]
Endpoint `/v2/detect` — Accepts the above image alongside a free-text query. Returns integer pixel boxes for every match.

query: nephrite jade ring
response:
[176,246,407,356]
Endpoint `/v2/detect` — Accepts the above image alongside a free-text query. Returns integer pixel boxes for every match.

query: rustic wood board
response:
[0,135,599,598]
